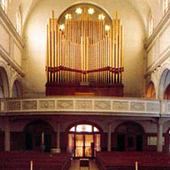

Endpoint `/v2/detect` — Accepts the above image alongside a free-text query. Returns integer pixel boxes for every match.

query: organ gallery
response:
[46,4,124,96]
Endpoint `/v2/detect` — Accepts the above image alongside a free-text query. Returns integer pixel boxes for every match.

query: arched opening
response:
[0,127,4,151]
[24,120,54,152]
[165,127,170,152]
[12,80,22,98]
[115,122,145,151]
[146,81,156,99]
[164,84,170,100]
[68,122,102,158]
[159,69,170,99]
[0,67,9,98]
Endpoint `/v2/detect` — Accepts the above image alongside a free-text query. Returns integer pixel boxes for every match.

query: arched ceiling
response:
[17,0,161,31]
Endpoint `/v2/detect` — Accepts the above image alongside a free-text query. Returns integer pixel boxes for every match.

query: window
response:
[163,0,170,13]
[148,14,154,36]
[16,10,21,34]
[0,0,7,13]
[69,124,99,133]
[0,74,4,98]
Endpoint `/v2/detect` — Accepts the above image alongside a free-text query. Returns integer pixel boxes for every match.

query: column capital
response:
[157,118,164,126]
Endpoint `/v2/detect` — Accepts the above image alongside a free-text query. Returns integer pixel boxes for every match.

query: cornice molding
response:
[0,7,24,48]
[145,8,170,50]
[0,46,24,77]
[144,9,170,77]
[145,46,170,77]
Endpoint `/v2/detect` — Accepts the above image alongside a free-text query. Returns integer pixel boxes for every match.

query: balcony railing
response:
[0,97,169,117]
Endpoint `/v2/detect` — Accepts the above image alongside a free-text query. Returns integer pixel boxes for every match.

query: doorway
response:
[75,134,93,157]
[115,122,144,151]
[68,124,101,158]
[24,120,54,152]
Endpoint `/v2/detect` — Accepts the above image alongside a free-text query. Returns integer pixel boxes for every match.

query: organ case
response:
[46,11,124,96]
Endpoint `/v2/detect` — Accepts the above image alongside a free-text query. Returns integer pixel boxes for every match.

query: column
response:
[4,117,10,151]
[107,123,112,151]
[56,123,61,153]
[157,118,164,152]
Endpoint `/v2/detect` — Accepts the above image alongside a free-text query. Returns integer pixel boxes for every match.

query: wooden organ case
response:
[46,10,124,96]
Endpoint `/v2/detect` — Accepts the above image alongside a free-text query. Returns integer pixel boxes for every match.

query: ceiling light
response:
[75,7,82,14]
[98,14,105,20]
[88,8,94,15]
[59,24,65,30]
[65,14,72,19]
[105,25,110,31]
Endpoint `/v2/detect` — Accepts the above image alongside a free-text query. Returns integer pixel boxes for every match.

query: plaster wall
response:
[146,16,170,70]
[23,0,146,97]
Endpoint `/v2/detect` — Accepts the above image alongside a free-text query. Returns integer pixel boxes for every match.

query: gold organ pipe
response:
[46,10,123,85]
[110,21,113,83]
[54,21,57,82]
[51,11,55,83]
[81,36,83,81]
[46,25,49,82]
[117,19,120,83]
[48,18,52,82]
[86,37,89,81]
[120,25,123,83]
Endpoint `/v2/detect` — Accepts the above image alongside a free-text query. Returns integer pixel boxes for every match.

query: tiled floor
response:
[69,159,99,170]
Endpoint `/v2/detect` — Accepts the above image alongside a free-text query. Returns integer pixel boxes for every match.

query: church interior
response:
[0,0,170,169]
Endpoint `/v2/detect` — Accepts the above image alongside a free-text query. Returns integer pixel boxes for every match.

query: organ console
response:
[46,9,124,96]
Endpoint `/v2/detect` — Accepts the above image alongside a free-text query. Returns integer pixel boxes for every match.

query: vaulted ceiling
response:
[8,0,162,32]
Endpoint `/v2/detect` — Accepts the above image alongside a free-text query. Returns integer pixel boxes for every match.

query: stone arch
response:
[114,121,146,151]
[11,79,22,98]
[24,119,55,152]
[146,81,156,99]
[67,120,102,158]
[58,2,112,23]
[0,66,9,98]
[66,120,103,133]
[164,125,170,152]
[158,68,170,99]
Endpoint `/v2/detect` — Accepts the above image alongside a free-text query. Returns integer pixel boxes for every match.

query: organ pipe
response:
[46,11,124,84]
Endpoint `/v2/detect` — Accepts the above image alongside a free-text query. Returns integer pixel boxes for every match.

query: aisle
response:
[69,159,99,170]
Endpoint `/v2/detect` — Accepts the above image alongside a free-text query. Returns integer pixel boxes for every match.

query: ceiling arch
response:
[18,0,161,31]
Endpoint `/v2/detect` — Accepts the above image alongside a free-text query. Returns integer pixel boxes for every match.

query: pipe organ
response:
[46,10,124,96]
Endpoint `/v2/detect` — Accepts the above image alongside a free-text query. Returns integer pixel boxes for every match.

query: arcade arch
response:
[67,122,102,158]
[0,67,9,98]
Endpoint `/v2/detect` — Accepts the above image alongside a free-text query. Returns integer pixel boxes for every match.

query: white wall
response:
[0,7,23,68]
[23,0,146,97]
[145,10,170,98]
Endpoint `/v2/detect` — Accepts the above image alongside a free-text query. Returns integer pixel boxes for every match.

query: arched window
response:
[0,67,9,98]
[163,0,170,14]
[148,14,154,36]
[12,80,22,98]
[16,10,21,34]
[0,0,7,13]
[0,75,4,98]
[146,81,156,99]
[69,124,99,132]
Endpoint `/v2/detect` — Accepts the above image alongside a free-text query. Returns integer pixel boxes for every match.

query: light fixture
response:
[98,14,105,20]
[88,8,94,15]
[75,7,82,14]
[59,24,65,30]
[65,14,72,19]
[105,25,110,31]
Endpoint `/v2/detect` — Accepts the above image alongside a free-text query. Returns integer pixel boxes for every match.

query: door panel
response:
[136,135,143,151]
[85,134,93,157]
[126,135,136,151]
[75,134,83,157]
[117,134,125,151]
[71,133,100,158]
